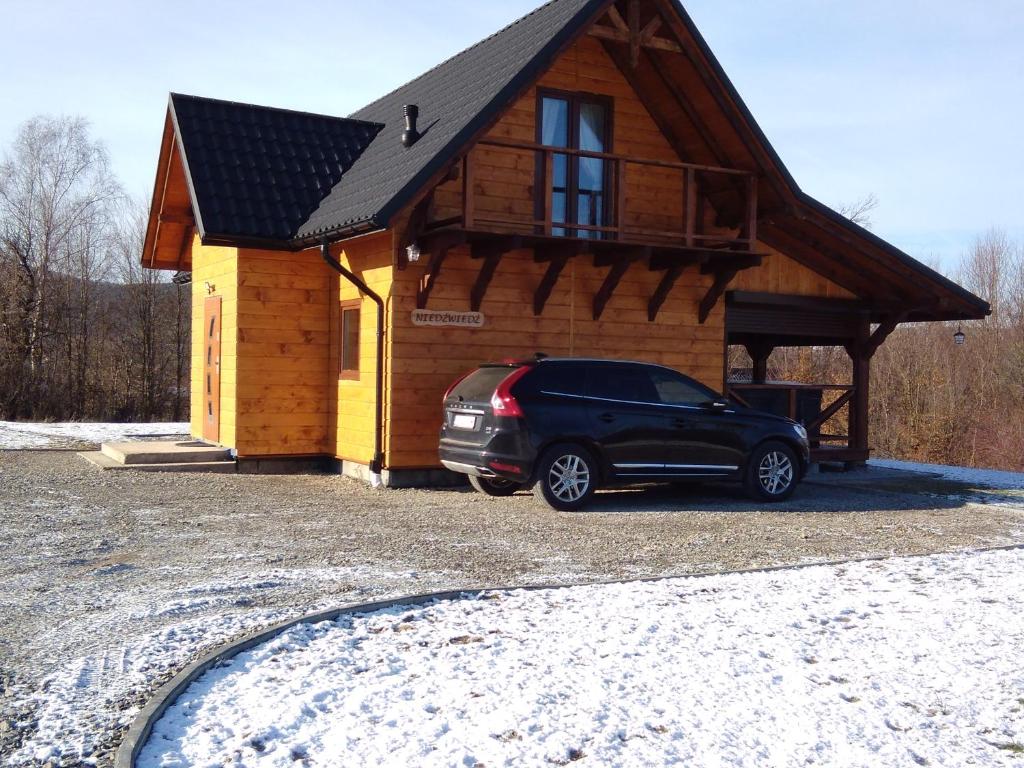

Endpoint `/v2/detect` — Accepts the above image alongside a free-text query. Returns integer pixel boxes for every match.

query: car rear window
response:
[447,366,519,402]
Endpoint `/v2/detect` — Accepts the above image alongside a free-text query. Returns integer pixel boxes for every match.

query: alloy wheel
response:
[758,450,794,495]
[548,454,591,502]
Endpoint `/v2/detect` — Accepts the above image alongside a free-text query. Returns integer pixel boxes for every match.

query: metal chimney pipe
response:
[401,104,420,148]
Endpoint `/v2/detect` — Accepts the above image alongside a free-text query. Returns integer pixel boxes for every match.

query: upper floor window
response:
[538,91,610,239]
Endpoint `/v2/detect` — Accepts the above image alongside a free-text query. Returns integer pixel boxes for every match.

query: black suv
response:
[439,357,810,511]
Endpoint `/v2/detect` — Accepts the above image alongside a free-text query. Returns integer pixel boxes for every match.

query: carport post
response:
[848,321,871,464]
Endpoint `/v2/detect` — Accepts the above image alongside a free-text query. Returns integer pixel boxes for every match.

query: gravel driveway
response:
[1,449,1022,766]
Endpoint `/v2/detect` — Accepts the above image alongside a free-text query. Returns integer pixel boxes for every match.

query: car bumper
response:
[439,443,533,483]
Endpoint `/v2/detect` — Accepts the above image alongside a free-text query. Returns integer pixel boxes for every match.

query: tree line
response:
[754,230,1024,472]
[0,116,189,423]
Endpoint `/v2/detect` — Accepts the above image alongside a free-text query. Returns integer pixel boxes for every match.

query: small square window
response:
[340,302,360,379]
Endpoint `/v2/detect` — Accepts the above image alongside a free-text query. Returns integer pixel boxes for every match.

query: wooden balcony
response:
[447,138,761,253]
[408,139,766,323]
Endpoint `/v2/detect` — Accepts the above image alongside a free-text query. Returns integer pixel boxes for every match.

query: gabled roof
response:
[149,0,989,319]
[299,0,605,239]
[169,94,382,242]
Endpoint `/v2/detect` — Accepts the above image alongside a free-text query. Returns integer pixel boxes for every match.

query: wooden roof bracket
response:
[647,252,708,321]
[415,231,466,309]
[863,309,913,358]
[698,254,763,323]
[396,192,434,270]
[469,236,523,311]
[593,245,651,319]
[699,269,737,324]
[594,259,631,320]
[532,242,590,315]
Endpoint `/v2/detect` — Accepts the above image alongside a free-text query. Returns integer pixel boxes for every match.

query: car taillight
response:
[442,371,472,404]
[490,366,531,418]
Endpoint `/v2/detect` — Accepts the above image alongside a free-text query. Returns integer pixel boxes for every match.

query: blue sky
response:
[2,0,1022,271]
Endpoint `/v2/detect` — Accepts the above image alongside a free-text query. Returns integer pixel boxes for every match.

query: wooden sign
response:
[411,309,485,328]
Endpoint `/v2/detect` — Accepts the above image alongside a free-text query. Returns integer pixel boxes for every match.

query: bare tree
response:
[836,193,879,230]
[0,116,120,417]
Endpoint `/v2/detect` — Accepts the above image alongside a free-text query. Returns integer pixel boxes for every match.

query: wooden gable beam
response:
[628,0,641,68]
[589,2,682,56]
[175,224,194,271]
[649,0,795,205]
[800,213,944,301]
[759,224,897,301]
[607,4,629,32]
[642,47,732,168]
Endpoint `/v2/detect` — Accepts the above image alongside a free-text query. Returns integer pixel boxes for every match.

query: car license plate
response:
[452,413,477,430]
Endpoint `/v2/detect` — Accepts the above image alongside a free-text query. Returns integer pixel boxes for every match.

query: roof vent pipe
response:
[401,104,420,148]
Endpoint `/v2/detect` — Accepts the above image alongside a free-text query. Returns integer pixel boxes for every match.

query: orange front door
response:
[203,296,222,444]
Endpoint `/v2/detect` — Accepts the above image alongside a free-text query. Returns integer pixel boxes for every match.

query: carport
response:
[725,290,902,466]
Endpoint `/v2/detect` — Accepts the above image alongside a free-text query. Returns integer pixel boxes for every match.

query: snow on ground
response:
[4,564,435,766]
[0,421,189,449]
[870,459,1024,492]
[140,549,1024,768]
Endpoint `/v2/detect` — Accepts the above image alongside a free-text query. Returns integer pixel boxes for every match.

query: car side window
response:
[586,366,659,404]
[648,368,716,406]
[520,363,585,397]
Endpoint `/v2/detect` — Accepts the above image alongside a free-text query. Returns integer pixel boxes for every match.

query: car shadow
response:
[498,477,975,515]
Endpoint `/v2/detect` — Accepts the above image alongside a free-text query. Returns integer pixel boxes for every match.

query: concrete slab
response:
[101,441,232,465]
[79,451,237,474]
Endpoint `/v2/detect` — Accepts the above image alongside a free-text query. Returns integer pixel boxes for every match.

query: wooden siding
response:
[388,245,724,469]
[734,243,856,299]
[189,237,238,446]
[433,36,692,237]
[233,247,334,456]
[330,232,394,464]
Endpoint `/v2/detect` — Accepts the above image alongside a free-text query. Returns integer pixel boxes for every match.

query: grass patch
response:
[996,742,1024,755]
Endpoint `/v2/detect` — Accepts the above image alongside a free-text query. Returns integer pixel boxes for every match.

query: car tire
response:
[533,443,598,511]
[744,440,800,502]
[468,475,522,497]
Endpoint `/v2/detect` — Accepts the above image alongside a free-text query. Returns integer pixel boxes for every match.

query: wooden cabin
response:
[143,0,989,485]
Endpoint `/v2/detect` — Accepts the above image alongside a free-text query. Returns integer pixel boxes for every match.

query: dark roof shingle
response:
[169,94,383,241]
[297,0,603,238]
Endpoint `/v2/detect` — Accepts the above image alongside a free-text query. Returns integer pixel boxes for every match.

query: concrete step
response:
[101,440,232,465]
[80,451,237,474]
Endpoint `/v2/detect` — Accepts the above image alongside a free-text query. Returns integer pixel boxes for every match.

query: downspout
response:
[321,239,385,487]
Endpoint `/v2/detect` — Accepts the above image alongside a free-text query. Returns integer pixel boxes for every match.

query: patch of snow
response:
[0,421,190,449]
[140,549,1024,768]
[4,565,432,766]
[871,458,1024,491]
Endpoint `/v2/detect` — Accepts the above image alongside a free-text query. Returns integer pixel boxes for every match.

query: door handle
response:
[598,413,615,423]
[672,418,688,428]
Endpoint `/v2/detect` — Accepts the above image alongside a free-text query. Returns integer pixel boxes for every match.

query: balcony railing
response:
[456,137,759,251]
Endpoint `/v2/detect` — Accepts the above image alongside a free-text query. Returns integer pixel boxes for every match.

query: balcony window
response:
[538,91,610,239]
